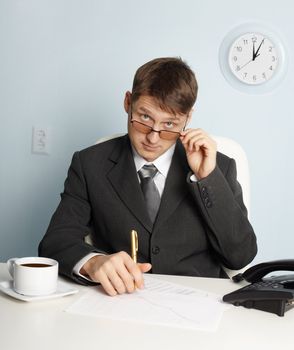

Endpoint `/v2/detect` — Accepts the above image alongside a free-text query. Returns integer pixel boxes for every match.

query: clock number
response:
[269,46,273,52]
[236,65,241,71]
[262,73,266,80]
[233,56,238,62]
[252,36,257,43]
[272,56,276,62]
[269,66,274,71]
[236,46,242,52]
[243,39,248,45]
[253,75,257,82]
[243,72,248,79]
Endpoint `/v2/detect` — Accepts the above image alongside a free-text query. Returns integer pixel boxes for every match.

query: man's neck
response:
[132,143,176,178]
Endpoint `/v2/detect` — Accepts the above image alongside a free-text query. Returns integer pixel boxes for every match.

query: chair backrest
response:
[211,135,250,217]
[96,133,125,144]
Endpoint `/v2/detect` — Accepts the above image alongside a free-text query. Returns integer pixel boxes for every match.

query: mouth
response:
[142,143,160,151]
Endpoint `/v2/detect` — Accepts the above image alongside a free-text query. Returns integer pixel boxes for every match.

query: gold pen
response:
[131,230,138,263]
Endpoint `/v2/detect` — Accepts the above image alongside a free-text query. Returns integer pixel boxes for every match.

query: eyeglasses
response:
[130,114,188,141]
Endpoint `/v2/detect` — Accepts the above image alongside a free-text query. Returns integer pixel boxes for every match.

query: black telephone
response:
[223,259,294,316]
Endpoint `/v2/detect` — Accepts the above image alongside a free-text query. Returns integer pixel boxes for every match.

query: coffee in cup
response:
[7,257,58,296]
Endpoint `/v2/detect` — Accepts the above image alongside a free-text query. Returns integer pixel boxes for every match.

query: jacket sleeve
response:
[187,157,257,270]
[38,151,104,285]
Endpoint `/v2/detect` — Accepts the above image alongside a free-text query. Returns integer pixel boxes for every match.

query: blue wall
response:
[1,0,293,262]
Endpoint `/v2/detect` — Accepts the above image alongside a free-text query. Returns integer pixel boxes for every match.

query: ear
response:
[124,91,132,113]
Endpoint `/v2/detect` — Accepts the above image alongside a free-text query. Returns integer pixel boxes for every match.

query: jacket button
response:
[152,246,160,255]
[201,186,208,196]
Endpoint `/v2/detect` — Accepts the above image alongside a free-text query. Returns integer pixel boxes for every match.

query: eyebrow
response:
[137,106,153,115]
[137,106,181,122]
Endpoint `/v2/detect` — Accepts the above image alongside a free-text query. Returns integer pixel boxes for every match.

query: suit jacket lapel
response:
[107,135,153,233]
[155,141,190,229]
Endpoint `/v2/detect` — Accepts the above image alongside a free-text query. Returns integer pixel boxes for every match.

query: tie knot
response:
[138,164,158,180]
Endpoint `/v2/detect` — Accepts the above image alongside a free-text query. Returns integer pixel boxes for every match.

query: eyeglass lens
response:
[131,120,180,140]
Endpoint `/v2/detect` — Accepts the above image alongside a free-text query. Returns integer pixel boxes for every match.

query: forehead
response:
[133,95,184,121]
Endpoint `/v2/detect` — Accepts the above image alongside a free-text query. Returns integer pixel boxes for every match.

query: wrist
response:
[193,166,216,180]
[81,255,103,276]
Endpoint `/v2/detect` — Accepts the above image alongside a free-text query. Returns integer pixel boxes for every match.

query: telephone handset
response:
[223,259,294,316]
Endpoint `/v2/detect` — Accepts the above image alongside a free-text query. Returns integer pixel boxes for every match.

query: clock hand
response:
[252,41,256,60]
[239,58,253,70]
[253,38,265,60]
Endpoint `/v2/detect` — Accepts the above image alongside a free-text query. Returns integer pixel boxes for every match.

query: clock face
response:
[228,32,279,85]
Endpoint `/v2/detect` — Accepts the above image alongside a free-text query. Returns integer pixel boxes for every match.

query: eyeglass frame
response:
[129,107,189,140]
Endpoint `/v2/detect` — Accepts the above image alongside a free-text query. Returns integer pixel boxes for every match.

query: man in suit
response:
[39,57,257,296]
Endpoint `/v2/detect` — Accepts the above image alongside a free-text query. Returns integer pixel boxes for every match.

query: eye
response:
[141,114,151,122]
[164,121,175,129]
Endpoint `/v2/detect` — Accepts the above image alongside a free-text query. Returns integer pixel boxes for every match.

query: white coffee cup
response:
[7,257,58,296]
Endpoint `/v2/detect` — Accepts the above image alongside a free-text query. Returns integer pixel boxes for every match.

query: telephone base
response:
[224,274,294,317]
[233,299,287,316]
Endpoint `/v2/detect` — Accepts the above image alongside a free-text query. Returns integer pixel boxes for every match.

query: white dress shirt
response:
[132,144,175,197]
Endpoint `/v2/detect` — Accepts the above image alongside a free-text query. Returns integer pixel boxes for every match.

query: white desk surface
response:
[0,263,293,350]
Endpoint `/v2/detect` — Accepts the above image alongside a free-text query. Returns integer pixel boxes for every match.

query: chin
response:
[137,149,158,162]
[141,152,157,162]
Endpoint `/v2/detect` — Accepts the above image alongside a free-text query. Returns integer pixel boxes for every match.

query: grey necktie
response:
[138,164,161,224]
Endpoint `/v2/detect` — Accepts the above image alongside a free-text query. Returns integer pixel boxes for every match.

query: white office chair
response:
[92,133,251,277]
[211,135,250,217]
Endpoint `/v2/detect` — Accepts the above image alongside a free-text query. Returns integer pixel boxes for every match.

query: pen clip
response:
[131,230,138,263]
[134,231,138,251]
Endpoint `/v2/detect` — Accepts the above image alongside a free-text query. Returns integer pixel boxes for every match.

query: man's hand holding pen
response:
[80,231,151,296]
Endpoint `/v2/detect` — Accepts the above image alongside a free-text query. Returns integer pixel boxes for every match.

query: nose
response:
[146,130,160,143]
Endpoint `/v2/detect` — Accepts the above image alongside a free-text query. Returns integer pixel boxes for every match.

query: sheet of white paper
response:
[65,275,228,331]
[143,275,222,299]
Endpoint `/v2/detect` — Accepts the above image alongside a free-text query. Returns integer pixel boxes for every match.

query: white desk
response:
[0,263,293,350]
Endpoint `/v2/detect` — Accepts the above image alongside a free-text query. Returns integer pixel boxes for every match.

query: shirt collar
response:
[132,144,176,178]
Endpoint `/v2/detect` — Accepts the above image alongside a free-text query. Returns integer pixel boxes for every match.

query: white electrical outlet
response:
[32,127,50,155]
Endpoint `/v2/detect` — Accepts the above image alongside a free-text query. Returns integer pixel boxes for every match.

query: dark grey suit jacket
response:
[39,135,257,284]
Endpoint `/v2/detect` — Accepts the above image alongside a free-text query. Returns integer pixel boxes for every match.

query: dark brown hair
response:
[131,57,198,115]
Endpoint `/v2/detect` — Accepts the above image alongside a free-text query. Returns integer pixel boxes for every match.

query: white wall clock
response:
[219,23,287,94]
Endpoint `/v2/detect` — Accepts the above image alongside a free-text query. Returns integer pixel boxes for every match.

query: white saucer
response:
[0,280,78,302]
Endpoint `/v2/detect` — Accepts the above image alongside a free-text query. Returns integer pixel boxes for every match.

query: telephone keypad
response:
[245,281,281,290]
